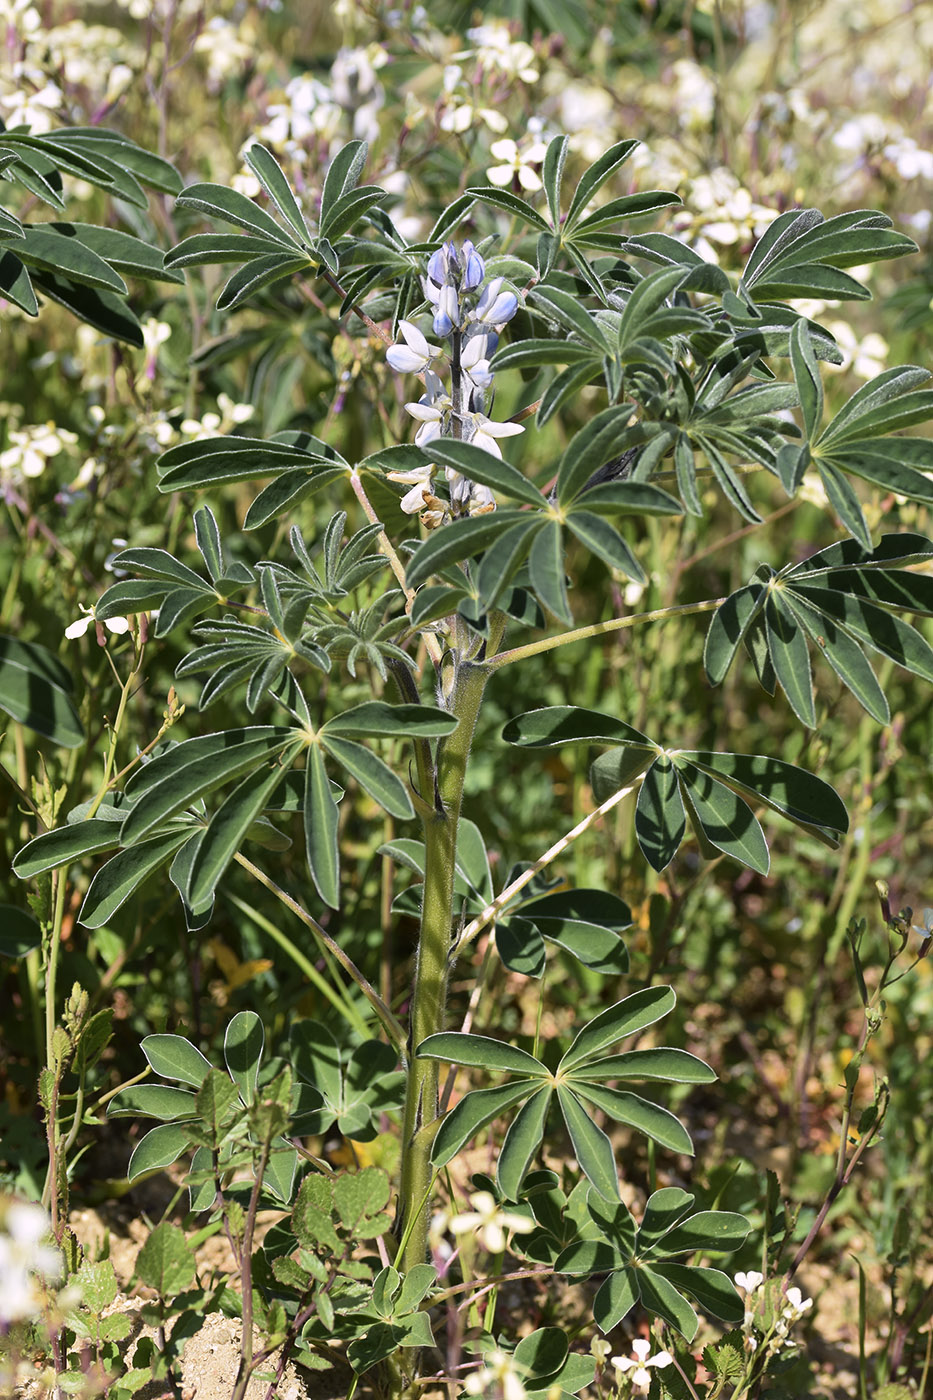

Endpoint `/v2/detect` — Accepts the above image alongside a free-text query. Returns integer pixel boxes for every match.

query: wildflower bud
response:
[461,239,485,289]
[876,879,891,923]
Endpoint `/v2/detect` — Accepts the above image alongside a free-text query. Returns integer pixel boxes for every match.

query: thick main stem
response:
[397,657,491,1271]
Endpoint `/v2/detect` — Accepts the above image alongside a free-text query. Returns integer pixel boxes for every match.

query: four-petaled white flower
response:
[783,1285,813,1321]
[448,1190,534,1254]
[487,137,548,191]
[611,1339,673,1393]
[387,320,442,376]
[65,604,132,641]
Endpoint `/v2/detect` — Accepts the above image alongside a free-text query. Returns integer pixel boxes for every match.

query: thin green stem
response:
[451,780,637,959]
[398,627,500,1271]
[232,855,406,1052]
[486,597,724,671]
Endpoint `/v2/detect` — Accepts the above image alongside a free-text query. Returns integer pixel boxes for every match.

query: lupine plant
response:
[8,122,933,1398]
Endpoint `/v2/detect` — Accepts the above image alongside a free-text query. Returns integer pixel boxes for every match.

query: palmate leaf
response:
[507,703,846,871]
[420,985,698,1197]
[556,1187,748,1339]
[0,635,84,748]
[706,535,933,721]
[741,208,916,303]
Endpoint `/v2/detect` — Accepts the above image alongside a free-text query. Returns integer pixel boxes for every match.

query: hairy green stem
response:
[398,647,495,1272]
[486,597,724,670]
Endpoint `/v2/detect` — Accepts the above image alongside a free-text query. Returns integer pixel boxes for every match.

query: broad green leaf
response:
[514,1327,569,1382]
[0,251,38,316]
[560,986,675,1071]
[565,139,640,230]
[134,1220,196,1294]
[557,1087,620,1200]
[187,744,303,908]
[424,439,545,508]
[196,1069,240,1139]
[652,1263,744,1323]
[75,1259,119,1314]
[175,181,298,245]
[0,908,41,959]
[19,225,126,292]
[143,1034,212,1086]
[591,1267,640,1332]
[417,1033,547,1077]
[245,143,312,244]
[323,702,458,739]
[635,757,686,872]
[541,135,568,228]
[465,184,551,232]
[529,284,608,349]
[127,1123,192,1182]
[476,522,539,612]
[164,232,291,268]
[681,751,848,843]
[225,1011,264,1105]
[320,141,368,229]
[555,1239,623,1277]
[573,190,681,236]
[782,594,888,721]
[790,315,823,439]
[571,1083,693,1154]
[216,253,312,310]
[50,128,182,195]
[589,745,656,801]
[818,365,930,447]
[406,510,526,590]
[566,511,644,583]
[107,1085,197,1120]
[637,1266,700,1340]
[0,635,84,748]
[431,1080,539,1167]
[679,766,769,873]
[244,465,346,528]
[529,520,571,623]
[320,734,413,820]
[704,585,766,685]
[816,460,872,550]
[319,185,386,241]
[29,268,144,346]
[497,1088,553,1201]
[654,1210,750,1256]
[491,339,595,371]
[264,1136,298,1204]
[573,1048,715,1083]
[13,819,119,878]
[765,596,816,726]
[496,917,547,978]
[502,705,652,750]
[555,407,638,507]
[305,744,340,908]
[48,223,182,284]
[78,831,190,928]
[122,727,297,844]
[792,584,933,681]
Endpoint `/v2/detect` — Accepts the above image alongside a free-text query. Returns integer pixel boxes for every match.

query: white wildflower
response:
[487,137,548,192]
[448,1190,534,1254]
[464,1349,527,1400]
[0,1197,63,1325]
[611,1338,673,1392]
[65,605,131,641]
